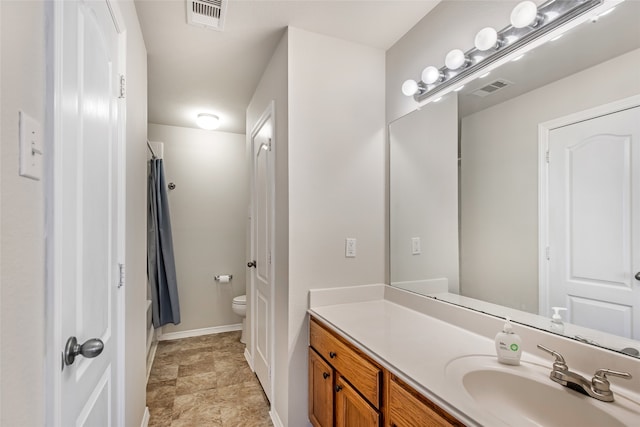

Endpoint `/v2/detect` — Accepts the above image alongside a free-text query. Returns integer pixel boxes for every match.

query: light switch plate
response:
[345,238,356,258]
[411,237,421,255]
[19,110,43,180]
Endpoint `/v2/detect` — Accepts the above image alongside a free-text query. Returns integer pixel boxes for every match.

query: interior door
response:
[250,106,274,401]
[58,0,123,425]
[548,106,640,339]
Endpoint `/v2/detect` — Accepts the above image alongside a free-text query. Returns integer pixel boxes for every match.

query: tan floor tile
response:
[148,404,174,427]
[176,371,217,396]
[149,363,179,384]
[147,379,177,407]
[172,389,221,424]
[147,332,267,427]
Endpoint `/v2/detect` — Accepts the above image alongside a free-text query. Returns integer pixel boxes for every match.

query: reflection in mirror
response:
[390,0,640,357]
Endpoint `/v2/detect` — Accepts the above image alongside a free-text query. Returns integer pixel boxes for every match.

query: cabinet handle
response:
[335,385,343,392]
[323,372,330,380]
[329,351,337,359]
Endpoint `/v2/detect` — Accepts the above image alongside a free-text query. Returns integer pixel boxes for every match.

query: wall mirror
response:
[390,0,640,357]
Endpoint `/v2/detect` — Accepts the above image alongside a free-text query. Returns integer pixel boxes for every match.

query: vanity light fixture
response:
[445,49,470,70]
[421,66,445,85]
[474,27,501,51]
[510,1,543,28]
[196,113,220,130]
[401,0,612,104]
[401,79,421,96]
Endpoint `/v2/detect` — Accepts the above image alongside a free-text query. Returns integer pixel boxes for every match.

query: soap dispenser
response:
[495,317,522,365]
[550,307,567,334]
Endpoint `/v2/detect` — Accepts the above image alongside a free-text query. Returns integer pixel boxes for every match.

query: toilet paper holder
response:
[214,274,233,282]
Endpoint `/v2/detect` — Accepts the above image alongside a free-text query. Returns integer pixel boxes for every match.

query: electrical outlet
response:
[411,237,421,255]
[345,238,356,258]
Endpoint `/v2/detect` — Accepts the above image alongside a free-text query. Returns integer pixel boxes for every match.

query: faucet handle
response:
[537,344,568,370]
[592,369,632,389]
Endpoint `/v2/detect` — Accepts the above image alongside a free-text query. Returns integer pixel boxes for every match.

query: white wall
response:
[460,49,640,313]
[0,1,148,425]
[0,1,45,425]
[287,27,386,426]
[148,124,248,334]
[120,0,150,425]
[246,30,289,424]
[389,96,459,293]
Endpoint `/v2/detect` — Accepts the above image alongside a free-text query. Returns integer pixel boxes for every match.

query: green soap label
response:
[510,343,519,352]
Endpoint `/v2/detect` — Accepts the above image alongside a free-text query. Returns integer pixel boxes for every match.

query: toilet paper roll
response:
[215,274,232,283]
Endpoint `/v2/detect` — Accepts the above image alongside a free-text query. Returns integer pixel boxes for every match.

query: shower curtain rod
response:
[147,140,157,159]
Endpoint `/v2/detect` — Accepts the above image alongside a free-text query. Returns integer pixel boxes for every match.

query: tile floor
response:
[146,331,273,427]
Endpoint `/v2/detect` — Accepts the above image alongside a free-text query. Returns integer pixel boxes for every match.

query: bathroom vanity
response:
[307,285,640,426]
[309,316,462,426]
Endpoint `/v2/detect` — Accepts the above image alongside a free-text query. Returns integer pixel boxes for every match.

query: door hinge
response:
[545,150,550,163]
[267,138,272,151]
[118,263,125,288]
[268,251,272,265]
[119,75,126,99]
[545,246,550,260]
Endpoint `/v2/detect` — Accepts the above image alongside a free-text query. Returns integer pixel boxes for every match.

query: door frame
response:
[538,94,640,317]
[248,101,276,403]
[44,1,127,425]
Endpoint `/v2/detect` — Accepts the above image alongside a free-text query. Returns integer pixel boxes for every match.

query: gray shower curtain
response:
[148,158,181,327]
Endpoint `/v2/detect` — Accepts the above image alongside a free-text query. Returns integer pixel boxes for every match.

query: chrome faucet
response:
[537,344,632,402]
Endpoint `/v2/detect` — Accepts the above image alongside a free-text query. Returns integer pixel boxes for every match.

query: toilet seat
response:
[233,295,246,305]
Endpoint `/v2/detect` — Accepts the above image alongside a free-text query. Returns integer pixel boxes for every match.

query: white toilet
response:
[232,294,247,343]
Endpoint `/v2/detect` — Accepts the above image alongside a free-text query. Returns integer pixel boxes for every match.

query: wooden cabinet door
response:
[309,348,334,427]
[387,376,462,427]
[335,377,380,427]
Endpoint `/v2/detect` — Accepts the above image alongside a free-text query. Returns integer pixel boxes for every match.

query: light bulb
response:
[511,1,539,28]
[421,66,442,85]
[474,27,499,51]
[445,49,467,70]
[401,79,419,96]
[196,113,220,130]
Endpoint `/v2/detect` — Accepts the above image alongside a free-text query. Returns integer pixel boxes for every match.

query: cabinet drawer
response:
[310,318,381,408]
[388,376,463,427]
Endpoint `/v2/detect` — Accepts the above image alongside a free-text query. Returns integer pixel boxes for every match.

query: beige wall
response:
[246,29,290,424]
[121,0,149,425]
[148,124,248,334]
[286,27,386,426]
[0,1,46,425]
[460,49,640,313]
[0,1,148,425]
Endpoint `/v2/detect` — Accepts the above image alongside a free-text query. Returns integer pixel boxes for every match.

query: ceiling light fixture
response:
[401,0,609,103]
[196,113,220,130]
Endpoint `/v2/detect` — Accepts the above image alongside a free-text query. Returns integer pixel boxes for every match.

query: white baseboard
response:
[157,323,242,341]
[146,340,158,384]
[141,407,150,427]
[244,347,254,371]
[270,409,285,427]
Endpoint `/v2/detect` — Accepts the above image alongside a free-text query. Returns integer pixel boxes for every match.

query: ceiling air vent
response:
[471,79,513,98]
[186,0,228,31]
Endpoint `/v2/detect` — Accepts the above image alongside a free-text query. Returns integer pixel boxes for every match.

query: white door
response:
[250,104,275,402]
[56,1,124,425]
[547,106,640,339]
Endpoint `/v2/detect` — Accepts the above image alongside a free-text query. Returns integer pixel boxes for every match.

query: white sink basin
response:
[445,355,640,427]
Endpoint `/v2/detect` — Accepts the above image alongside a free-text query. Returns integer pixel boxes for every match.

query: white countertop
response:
[308,288,640,426]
